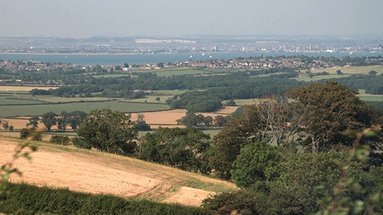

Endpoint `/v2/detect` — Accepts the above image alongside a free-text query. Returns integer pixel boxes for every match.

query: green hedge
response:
[0,184,211,215]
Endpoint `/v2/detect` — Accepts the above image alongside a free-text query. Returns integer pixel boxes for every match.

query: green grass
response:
[148,67,233,77]
[0,97,45,105]
[127,95,171,103]
[309,65,383,75]
[152,89,191,96]
[294,74,352,82]
[233,98,260,106]
[0,101,170,117]
[202,129,221,137]
[358,94,383,102]
[0,184,210,215]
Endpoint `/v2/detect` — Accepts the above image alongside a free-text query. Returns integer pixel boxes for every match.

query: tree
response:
[26,116,39,129]
[336,69,344,75]
[179,112,203,127]
[155,96,161,102]
[74,109,137,154]
[369,70,377,76]
[231,142,281,191]
[138,128,211,173]
[56,111,69,131]
[2,120,9,130]
[40,112,57,132]
[225,100,237,106]
[134,113,151,131]
[214,115,227,128]
[203,116,214,127]
[68,111,86,131]
[288,82,375,152]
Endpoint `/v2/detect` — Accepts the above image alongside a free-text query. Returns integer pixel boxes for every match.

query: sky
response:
[1,0,383,38]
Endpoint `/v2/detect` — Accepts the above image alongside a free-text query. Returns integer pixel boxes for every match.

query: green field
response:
[309,65,383,75]
[294,74,352,82]
[0,101,170,117]
[358,94,383,102]
[0,97,46,105]
[148,67,233,77]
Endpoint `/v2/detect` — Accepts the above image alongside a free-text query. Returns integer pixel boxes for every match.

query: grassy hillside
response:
[0,137,236,207]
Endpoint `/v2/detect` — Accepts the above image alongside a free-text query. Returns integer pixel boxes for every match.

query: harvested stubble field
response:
[0,139,236,206]
[0,85,57,92]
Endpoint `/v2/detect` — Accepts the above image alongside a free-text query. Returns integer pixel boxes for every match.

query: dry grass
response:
[0,139,236,206]
[0,86,57,92]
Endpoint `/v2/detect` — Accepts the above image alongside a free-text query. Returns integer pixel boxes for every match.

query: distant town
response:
[0,36,382,55]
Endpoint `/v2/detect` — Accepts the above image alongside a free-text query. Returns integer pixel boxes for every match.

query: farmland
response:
[0,138,236,206]
[0,100,170,117]
[309,65,383,75]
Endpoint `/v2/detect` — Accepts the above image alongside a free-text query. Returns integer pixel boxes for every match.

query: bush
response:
[19,129,42,141]
[202,190,266,215]
[20,128,30,139]
[72,137,91,149]
[231,142,281,191]
[50,135,70,145]
[0,183,210,215]
[30,131,42,141]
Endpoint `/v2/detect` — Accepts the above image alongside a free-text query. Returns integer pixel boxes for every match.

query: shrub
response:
[0,183,210,215]
[202,190,266,215]
[20,128,30,139]
[50,135,70,145]
[72,137,91,149]
[19,129,42,141]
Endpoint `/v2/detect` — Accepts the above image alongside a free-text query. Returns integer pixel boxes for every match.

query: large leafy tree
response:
[75,109,137,154]
[40,112,57,131]
[231,142,281,191]
[288,82,375,152]
[139,128,211,173]
[68,111,87,131]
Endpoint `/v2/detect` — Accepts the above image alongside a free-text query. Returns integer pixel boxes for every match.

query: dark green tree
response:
[40,112,57,132]
[288,82,375,152]
[231,142,281,191]
[75,109,137,154]
[26,116,39,129]
[139,128,211,173]
[68,111,87,131]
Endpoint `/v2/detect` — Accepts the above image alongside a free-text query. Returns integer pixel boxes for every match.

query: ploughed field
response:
[0,139,236,206]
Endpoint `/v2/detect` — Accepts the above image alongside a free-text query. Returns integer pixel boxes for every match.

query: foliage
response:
[75,109,138,154]
[138,128,212,173]
[0,184,210,215]
[202,190,266,215]
[50,135,70,145]
[26,116,39,129]
[19,128,42,141]
[330,75,383,94]
[72,137,92,149]
[40,111,57,131]
[133,113,151,131]
[231,142,282,191]
[288,82,375,152]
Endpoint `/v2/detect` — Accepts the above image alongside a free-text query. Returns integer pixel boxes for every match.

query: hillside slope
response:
[0,138,236,206]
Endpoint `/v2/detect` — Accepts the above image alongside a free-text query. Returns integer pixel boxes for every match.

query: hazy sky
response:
[1,0,383,38]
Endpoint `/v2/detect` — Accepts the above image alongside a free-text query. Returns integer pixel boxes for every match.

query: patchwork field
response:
[0,101,170,117]
[0,139,236,206]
